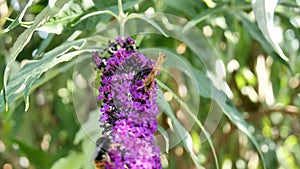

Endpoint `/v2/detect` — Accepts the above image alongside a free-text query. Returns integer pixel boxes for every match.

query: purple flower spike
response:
[93,37,162,169]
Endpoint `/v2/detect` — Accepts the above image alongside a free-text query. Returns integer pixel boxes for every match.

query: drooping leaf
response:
[193,68,267,169]
[252,0,289,62]
[43,0,141,34]
[157,80,219,169]
[71,10,118,26]
[236,11,291,69]
[0,53,90,114]
[37,0,94,34]
[183,3,225,31]
[157,124,170,153]
[1,39,88,112]
[3,0,69,111]
[127,13,169,37]
[157,89,205,169]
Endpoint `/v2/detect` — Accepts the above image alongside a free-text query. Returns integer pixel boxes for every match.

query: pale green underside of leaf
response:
[3,0,69,111]
[71,10,118,26]
[236,11,291,70]
[0,39,89,112]
[252,0,289,62]
[37,0,94,34]
[157,124,170,153]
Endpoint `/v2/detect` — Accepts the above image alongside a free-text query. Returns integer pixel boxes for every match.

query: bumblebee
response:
[93,137,111,169]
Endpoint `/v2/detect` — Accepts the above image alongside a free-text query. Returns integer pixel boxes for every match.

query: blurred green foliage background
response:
[0,0,300,169]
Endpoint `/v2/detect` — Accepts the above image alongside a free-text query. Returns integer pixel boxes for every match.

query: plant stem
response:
[118,0,126,38]
[118,0,125,17]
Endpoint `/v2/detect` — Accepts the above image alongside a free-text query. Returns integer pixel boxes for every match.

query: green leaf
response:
[157,80,219,169]
[1,0,34,34]
[192,67,267,169]
[50,153,85,169]
[157,89,205,169]
[252,0,289,62]
[127,13,169,38]
[183,3,225,31]
[193,68,267,169]
[222,103,267,169]
[13,139,51,168]
[33,34,56,58]
[74,109,102,145]
[69,0,142,31]
[141,48,213,98]
[0,53,89,114]
[157,124,170,153]
[37,0,92,34]
[236,11,291,69]
[71,10,117,26]
[3,0,69,111]
[1,39,88,112]
[161,0,197,17]
[93,0,142,11]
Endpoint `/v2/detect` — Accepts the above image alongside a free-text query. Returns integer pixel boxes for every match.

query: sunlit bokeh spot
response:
[247,152,259,169]
[3,163,13,169]
[160,154,168,168]
[261,144,269,153]
[222,158,232,169]
[227,59,240,73]
[222,122,231,134]
[12,143,19,150]
[41,134,51,151]
[164,92,173,102]
[176,43,186,54]
[19,156,30,168]
[178,84,187,97]
[289,76,299,89]
[0,140,5,153]
[174,146,184,156]
[203,25,213,37]
[167,117,173,131]
[236,159,246,169]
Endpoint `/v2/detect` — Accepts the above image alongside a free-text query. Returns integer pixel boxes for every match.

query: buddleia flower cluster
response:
[93,36,162,169]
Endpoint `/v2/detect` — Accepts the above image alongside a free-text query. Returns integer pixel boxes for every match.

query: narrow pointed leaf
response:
[158,124,170,153]
[252,0,289,62]
[1,39,88,112]
[3,0,69,111]
[127,13,169,37]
